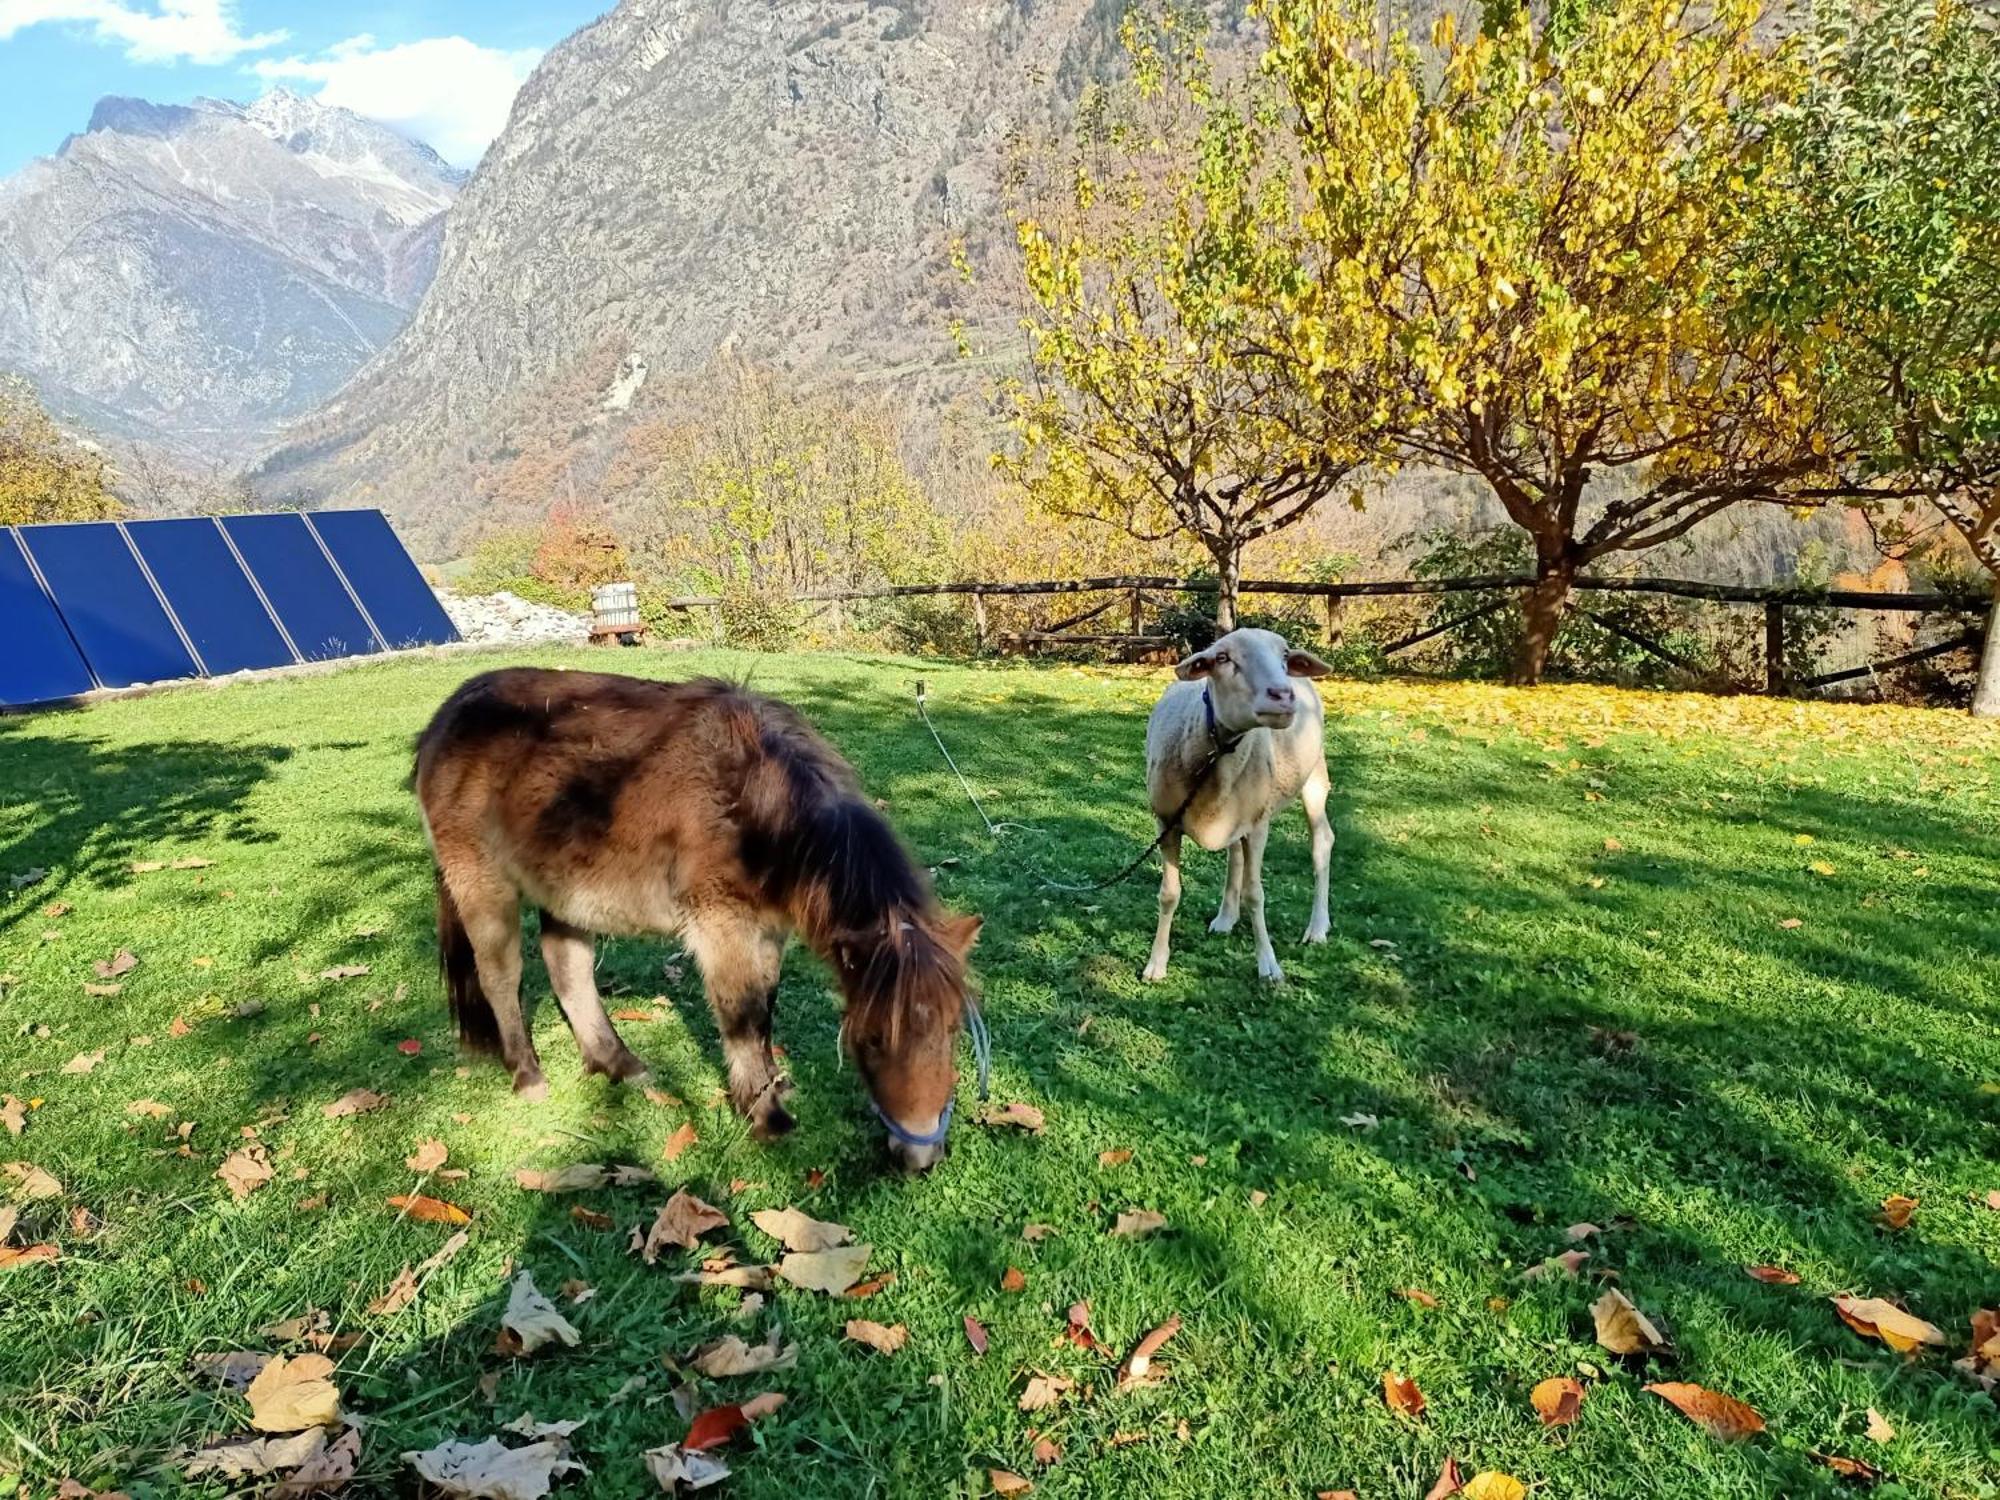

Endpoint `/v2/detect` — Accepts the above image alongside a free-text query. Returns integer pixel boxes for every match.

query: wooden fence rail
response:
[658,573,1992,695]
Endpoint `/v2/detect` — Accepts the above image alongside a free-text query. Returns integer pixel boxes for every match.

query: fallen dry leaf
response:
[1000,1266,1027,1293]
[1383,1370,1426,1418]
[1865,1407,1895,1443]
[1592,1289,1669,1356]
[185,1429,331,1482]
[1,1095,25,1136]
[662,1122,699,1162]
[1022,1223,1056,1242]
[1018,1374,1074,1412]
[1032,1435,1061,1465]
[682,1392,785,1452]
[751,1205,850,1253]
[844,1272,896,1298]
[0,1242,60,1270]
[387,1194,471,1225]
[82,982,122,997]
[1878,1194,1918,1230]
[776,1243,871,1295]
[1460,1476,1526,1500]
[844,1319,908,1354]
[1645,1381,1765,1441]
[1399,1287,1440,1308]
[125,1099,171,1119]
[1317,1492,1358,1500]
[272,1424,361,1496]
[497,1271,580,1356]
[407,1139,449,1173]
[690,1329,797,1378]
[402,1436,580,1499]
[1523,1249,1590,1281]
[1098,1148,1132,1167]
[1530,1376,1584,1427]
[217,1146,274,1201]
[978,1102,1045,1133]
[633,1190,729,1262]
[192,1351,272,1390]
[672,1265,775,1292]
[323,1089,388,1119]
[569,1205,613,1231]
[61,1050,104,1075]
[1110,1209,1166,1239]
[515,1163,655,1193]
[965,1315,988,1355]
[1831,1295,1947,1354]
[990,1472,1033,1497]
[247,1353,342,1432]
[1810,1452,1885,1485]
[1118,1315,1181,1389]
[94,949,138,979]
[318,965,370,981]
[1744,1265,1801,1285]
[643,1442,731,1492]
[369,1267,420,1316]
[1423,1457,1465,1499]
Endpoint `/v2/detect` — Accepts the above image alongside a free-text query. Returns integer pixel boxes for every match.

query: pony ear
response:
[1286,650,1333,679]
[936,911,983,958]
[1175,648,1218,681]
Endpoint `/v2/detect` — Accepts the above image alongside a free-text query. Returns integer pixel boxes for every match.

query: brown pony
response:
[411,668,983,1171]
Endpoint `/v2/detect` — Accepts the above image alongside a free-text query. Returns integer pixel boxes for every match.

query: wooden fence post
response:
[1129,588,1143,638]
[1764,600,1786,695]
[1322,592,1343,645]
[973,590,989,653]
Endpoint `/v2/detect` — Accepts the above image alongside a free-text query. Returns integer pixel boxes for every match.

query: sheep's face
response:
[1175,627,1331,735]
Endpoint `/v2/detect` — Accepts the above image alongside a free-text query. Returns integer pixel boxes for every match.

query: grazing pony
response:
[1141,627,1334,984]
[412,668,982,1171]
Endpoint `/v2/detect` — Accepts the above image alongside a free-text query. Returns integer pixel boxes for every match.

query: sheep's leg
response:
[1244,819,1283,983]
[1140,824,1183,983]
[687,916,793,1139]
[1209,840,1244,934]
[540,914,649,1082]
[1300,764,1334,945]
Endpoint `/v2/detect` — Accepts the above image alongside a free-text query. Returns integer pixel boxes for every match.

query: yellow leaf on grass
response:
[1878,1194,1918,1230]
[991,1470,1034,1496]
[776,1243,872,1295]
[1644,1381,1765,1441]
[1831,1295,1947,1354]
[1865,1407,1895,1443]
[246,1353,342,1432]
[750,1206,851,1253]
[844,1319,908,1355]
[405,1140,448,1173]
[1382,1371,1425,1418]
[386,1194,470,1225]
[1592,1289,1669,1355]
[1744,1265,1801,1285]
[1460,1476,1525,1500]
[217,1146,274,1201]
[662,1122,699,1162]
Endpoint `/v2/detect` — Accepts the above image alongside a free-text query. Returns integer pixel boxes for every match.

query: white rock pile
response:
[440,590,592,647]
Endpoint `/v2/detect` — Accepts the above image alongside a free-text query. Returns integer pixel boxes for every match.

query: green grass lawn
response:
[3,646,1999,1499]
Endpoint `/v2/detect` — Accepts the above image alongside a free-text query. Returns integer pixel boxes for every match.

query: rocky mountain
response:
[256,0,1149,553]
[0,89,462,457]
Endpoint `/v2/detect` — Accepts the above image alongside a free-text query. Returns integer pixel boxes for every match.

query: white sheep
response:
[1141,627,1334,984]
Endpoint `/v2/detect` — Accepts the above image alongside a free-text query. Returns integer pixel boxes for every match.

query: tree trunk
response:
[1511,552,1575,686]
[1972,589,2000,719]
[1211,539,1242,633]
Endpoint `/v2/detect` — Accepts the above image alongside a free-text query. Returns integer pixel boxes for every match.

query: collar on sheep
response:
[1202,682,1247,759]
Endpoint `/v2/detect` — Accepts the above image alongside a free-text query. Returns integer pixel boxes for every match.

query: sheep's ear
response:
[1286,650,1333,679]
[1175,649,1217,681]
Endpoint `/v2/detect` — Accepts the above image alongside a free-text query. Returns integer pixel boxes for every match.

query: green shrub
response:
[717,585,802,651]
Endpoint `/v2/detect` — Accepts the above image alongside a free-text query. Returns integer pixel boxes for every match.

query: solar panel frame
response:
[15,520,202,689]
[220,513,385,663]
[306,509,459,650]
[0,527,99,706]
[124,517,300,676]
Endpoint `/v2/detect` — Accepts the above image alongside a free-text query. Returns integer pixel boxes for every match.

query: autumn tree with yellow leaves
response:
[1264,0,1831,683]
[1007,12,1380,631]
[0,377,117,527]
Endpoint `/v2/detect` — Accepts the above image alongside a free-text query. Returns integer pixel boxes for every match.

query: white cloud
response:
[251,34,540,166]
[0,0,285,64]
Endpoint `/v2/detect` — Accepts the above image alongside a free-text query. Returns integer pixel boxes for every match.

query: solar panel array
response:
[0,509,458,708]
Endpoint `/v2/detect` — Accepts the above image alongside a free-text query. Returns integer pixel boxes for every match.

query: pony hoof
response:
[750,1105,796,1142]
[512,1072,550,1101]
[1208,915,1238,935]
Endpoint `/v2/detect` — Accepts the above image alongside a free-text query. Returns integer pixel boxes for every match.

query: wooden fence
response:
[660,574,1991,695]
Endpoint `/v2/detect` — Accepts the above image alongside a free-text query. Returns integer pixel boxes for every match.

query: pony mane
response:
[836,907,975,1057]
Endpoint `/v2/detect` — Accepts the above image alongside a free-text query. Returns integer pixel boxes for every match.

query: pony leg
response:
[1140,824,1183,982]
[1300,764,1334,945]
[686,916,792,1139]
[539,914,648,1082]
[1210,839,1245,934]
[456,879,544,1096]
[1243,818,1283,983]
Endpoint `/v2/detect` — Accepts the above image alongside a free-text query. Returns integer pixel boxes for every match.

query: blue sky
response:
[0,2,610,177]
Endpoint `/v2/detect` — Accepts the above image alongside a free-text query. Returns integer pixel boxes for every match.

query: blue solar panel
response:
[0,528,98,706]
[16,522,199,689]
[307,510,458,649]
[221,513,382,662]
[125,518,298,675]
